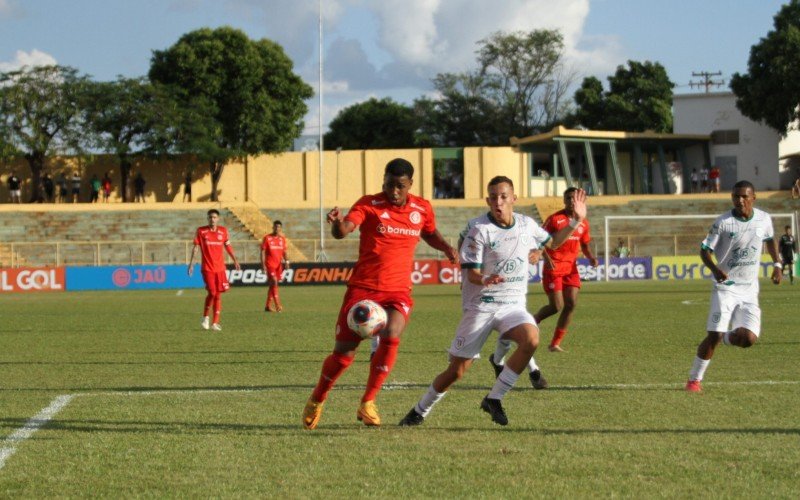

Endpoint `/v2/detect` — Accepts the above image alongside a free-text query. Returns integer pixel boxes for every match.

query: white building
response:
[673,91,800,191]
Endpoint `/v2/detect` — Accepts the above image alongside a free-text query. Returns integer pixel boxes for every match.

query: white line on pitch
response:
[0,394,74,471]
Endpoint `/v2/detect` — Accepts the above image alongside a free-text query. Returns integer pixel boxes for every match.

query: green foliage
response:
[0,65,91,200]
[83,77,181,201]
[730,0,800,135]
[573,61,674,132]
[416,29,574,146]
[0,281,798,496]
[324,98,418,149]
[149,27,313,199]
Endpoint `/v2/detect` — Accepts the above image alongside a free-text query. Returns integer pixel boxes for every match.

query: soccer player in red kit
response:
[188,209,241,331]
[261,220,289,312]
[302,158,458,430]
[535,187,598,351]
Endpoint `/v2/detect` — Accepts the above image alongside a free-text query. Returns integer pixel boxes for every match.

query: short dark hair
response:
[732,180,755,192]
[563,187,579,197]
[274,220,282,226]
[207,209,220,216]
[488,176,513,190]
[786,225,792,230]
[385,158,414,179]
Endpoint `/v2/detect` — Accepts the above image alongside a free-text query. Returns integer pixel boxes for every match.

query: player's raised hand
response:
[572,188,588,221]
[326,207,342,224]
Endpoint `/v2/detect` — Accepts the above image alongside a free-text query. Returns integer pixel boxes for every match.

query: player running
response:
[261,220,289,312]
[685,181,782,392]
[302,158,458,430]
[188,209,241,331]
[399,177,586,427]
[489,185,598,391]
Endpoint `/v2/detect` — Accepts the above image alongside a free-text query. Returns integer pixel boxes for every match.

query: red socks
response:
[311,352,354,403]
[203,294,213,317]
[362,336,400,402]
[212,295,221,324]
[551,327,567,347]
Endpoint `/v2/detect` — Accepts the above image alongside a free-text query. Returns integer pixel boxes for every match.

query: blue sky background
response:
[0,0,789,134]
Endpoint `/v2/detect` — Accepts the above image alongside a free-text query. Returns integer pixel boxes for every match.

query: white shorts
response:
[706,289,761,336]
[448,307,536,359]
[10,189,20,198]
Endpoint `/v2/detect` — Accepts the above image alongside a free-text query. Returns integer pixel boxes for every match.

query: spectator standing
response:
[183,171,192,202]
[90,174,101,203]
[42,173,54,202]
[779,225,797,285]
[709,166,721,193]
[102,172,113,202]
[7,171,21,203]
[613,238,631,258]
[134,173,146,202]
[56,173,68,203]
[699,167,709,193]
[690,168,699,193]
[70,171,81,203]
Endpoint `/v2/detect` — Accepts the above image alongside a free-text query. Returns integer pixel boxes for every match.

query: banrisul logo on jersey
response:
[376,223,420,237]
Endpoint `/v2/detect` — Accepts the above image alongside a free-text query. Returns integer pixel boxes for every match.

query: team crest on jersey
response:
[711,313,721,324]
[409,211,421,224]
[455,336,465,349]
[520,234,530,246]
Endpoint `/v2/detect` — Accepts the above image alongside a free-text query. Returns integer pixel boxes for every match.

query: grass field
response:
[1,280,798,497]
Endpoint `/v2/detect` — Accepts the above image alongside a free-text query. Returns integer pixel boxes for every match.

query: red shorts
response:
[202,270,230,295]
[335,286,413,342]
[266,265,284,282]
[542,269,581,293]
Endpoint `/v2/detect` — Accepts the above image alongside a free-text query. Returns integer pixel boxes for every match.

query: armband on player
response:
[568,218,580,229]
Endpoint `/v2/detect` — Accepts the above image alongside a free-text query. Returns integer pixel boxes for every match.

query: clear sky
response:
[0,0,789,135]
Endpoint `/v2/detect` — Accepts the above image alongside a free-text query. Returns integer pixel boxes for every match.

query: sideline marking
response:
[0,395,74,471]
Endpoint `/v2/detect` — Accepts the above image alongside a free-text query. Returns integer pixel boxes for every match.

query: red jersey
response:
[345,192,436,292]
[261,234,287,268]
[193,225,232,273]
[542,209,590,275]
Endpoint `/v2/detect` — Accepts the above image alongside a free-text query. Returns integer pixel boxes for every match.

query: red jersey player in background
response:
[302,158,458,430]
[261,220,289,312]
[535,187,598,351]
[188,209,241,331]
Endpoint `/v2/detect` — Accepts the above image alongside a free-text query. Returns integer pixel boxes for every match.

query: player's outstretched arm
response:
[700,247,727,283]
[546,189,588,249]
[422,229,459,264]
[327,207,356,239]
[766,238,783,285]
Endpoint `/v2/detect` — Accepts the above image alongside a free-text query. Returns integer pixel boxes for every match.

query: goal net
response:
[602,212,798,282]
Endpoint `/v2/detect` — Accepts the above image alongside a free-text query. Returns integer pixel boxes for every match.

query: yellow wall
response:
[1,147,531,208]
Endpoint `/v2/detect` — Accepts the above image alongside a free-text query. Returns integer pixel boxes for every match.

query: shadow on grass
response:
[1,417,798,437]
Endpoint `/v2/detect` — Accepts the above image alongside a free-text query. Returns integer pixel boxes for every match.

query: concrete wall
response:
[673,92,784,190]
[0,147,529,208]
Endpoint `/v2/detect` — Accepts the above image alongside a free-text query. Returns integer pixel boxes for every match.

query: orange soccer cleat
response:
[685,380,702,393]
[356,400,381,426]
[302,398,325,430]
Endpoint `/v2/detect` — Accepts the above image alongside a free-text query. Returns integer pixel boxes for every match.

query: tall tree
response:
[324,98,417,149]
[149,27,313,201]
[83,77,178,202]
[0,65,90,201]
[573,61,674,132]
[417,29,575,146]
[730,0,800,135]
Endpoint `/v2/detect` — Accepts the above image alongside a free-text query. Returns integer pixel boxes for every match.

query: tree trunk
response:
[119,157,132,203]
[209,161,225,202]
[25,151,45,203]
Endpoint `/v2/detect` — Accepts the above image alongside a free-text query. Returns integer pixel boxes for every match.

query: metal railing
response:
[0,237,458,268]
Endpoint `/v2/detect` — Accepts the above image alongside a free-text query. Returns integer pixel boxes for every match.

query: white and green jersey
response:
[701,207,774,293]
[460,212,550,311]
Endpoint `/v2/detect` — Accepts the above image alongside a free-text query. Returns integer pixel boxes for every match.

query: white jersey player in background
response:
[399,176,587,426]
[686,180,782,392]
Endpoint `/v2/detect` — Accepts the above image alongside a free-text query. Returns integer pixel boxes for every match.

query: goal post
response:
[602,212,798,282]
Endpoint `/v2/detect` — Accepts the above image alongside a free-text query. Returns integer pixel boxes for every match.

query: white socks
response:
[415,385,447,417]
[493,338,512,365]
[488,365,520,400]
[689,356,710,381]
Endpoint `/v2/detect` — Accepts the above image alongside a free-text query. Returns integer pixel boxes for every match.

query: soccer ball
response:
[346,300,387,339]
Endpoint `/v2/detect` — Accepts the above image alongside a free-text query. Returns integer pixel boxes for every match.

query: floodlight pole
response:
[317,0,328,262]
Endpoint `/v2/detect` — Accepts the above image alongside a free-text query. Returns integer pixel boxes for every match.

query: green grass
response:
[1,280,799,497]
